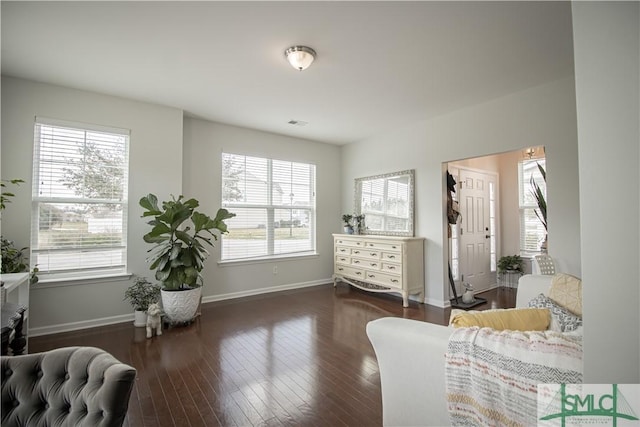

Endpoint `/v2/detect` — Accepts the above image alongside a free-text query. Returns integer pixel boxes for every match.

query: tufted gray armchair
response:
[1,346,136,427]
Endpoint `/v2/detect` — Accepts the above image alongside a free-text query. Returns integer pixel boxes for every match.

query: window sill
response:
[519,251,541,258]
[33,273,132,289]
[218,252,319,267]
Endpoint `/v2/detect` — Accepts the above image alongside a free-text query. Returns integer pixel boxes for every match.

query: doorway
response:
[450,166,497,293]
[446,146,546,300]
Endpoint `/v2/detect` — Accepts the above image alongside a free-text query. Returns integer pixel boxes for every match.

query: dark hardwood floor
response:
[30,283,516,427]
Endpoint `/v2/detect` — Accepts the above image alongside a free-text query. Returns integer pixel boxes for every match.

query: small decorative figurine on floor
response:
[146,303,163,338]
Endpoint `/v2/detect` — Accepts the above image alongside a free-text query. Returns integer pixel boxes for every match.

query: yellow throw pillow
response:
[549,273,582,316]
[450,308,550,331]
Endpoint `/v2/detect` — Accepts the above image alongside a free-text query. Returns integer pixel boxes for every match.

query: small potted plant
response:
[124,275,161,327]
[140,193,235,324]
[497,255,525,273]
[342,214,354,234]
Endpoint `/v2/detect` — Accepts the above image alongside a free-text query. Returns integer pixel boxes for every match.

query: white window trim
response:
[518,158,547,253]
[31,117,130,281]
[221,152,317,262]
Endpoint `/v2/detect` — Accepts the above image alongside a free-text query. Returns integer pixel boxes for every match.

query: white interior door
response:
[458,169,495,292]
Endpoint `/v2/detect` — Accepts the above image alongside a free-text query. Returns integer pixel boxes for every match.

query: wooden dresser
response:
[332,234,425,307]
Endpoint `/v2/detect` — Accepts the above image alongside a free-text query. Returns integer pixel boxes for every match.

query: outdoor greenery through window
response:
[31,118,129,280]
[519,158,546,252]
[221,153,316,261]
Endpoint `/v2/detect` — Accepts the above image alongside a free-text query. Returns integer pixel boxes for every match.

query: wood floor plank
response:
[29,284,515,426]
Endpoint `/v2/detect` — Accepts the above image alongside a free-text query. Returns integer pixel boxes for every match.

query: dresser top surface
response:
[333,233,425,242]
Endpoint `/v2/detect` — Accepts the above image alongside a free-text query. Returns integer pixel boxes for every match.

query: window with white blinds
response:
[519,158,546,252]
[31,118,130,280]
[221,153,316,261]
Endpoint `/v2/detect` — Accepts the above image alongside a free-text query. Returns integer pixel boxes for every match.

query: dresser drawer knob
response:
[354,260,360,264]
[370,252,377,256]
[353,250,360,254]
[338,268,344,271]
[368,274,375,278]
[388,255,396,259]
[371,263,377,267]
[356,271,362,275]
[391,279,399,283]
[388,266,396,270]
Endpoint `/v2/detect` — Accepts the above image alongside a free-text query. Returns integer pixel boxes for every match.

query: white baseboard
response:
[30,313,134,337]
[201,279,330,304]
[29,279,332,337]
[425,297,448,308]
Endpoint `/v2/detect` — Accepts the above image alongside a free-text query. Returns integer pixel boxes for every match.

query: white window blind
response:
[360,177,411,232]
[221,153,316,261]
[31,118,130,279]
[518,158,546,252]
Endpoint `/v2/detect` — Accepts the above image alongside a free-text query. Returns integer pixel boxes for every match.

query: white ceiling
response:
[1,1,575,145]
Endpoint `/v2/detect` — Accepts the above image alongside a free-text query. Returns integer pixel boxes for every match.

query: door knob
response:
[485,235,490,239]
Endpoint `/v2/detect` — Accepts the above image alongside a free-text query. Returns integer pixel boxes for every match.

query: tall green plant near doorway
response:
[530,163,547,231]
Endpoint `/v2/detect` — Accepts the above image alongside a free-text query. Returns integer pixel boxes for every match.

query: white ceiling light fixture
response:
[285,46,316,71]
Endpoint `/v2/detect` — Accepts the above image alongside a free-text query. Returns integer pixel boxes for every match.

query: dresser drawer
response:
[351,248,380,260]
[335,265,365,280]
[381,262,401,273]
[352,258,381,269]
[335,238,364,248]
[335,246,351,255]
[364,241,402,252]
[335,255,350,265]
[363,270,402,289]
[381,251,401,262]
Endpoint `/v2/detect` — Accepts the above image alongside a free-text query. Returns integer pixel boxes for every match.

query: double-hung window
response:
[518,158,546,253]
[31,118,130,280]
[221,153,316,261]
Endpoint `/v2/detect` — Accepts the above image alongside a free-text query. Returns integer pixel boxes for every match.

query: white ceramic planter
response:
[133,310,147,327]
[161,287,202,324]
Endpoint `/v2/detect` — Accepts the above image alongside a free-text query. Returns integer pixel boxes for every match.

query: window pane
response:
[222,207,268,260]
[221,153,316,261]
[519,158,546,252]
[32,120,129,279]
[35,203,124,249]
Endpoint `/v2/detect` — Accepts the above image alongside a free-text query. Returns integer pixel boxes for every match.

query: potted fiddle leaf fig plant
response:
[123,275,161,327]
[140,193,235,324]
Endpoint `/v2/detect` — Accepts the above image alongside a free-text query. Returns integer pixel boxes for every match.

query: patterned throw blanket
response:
[445,327,583,426]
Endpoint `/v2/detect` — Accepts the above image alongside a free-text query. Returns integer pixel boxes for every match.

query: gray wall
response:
[1,76,183,334]
[572,1,640,383]
[182,117,340,300]
[0,78,341,334]
[341,77,581,307]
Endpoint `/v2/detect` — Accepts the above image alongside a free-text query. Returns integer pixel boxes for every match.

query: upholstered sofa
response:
[1,346,136,427]
[366,274,582,427]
